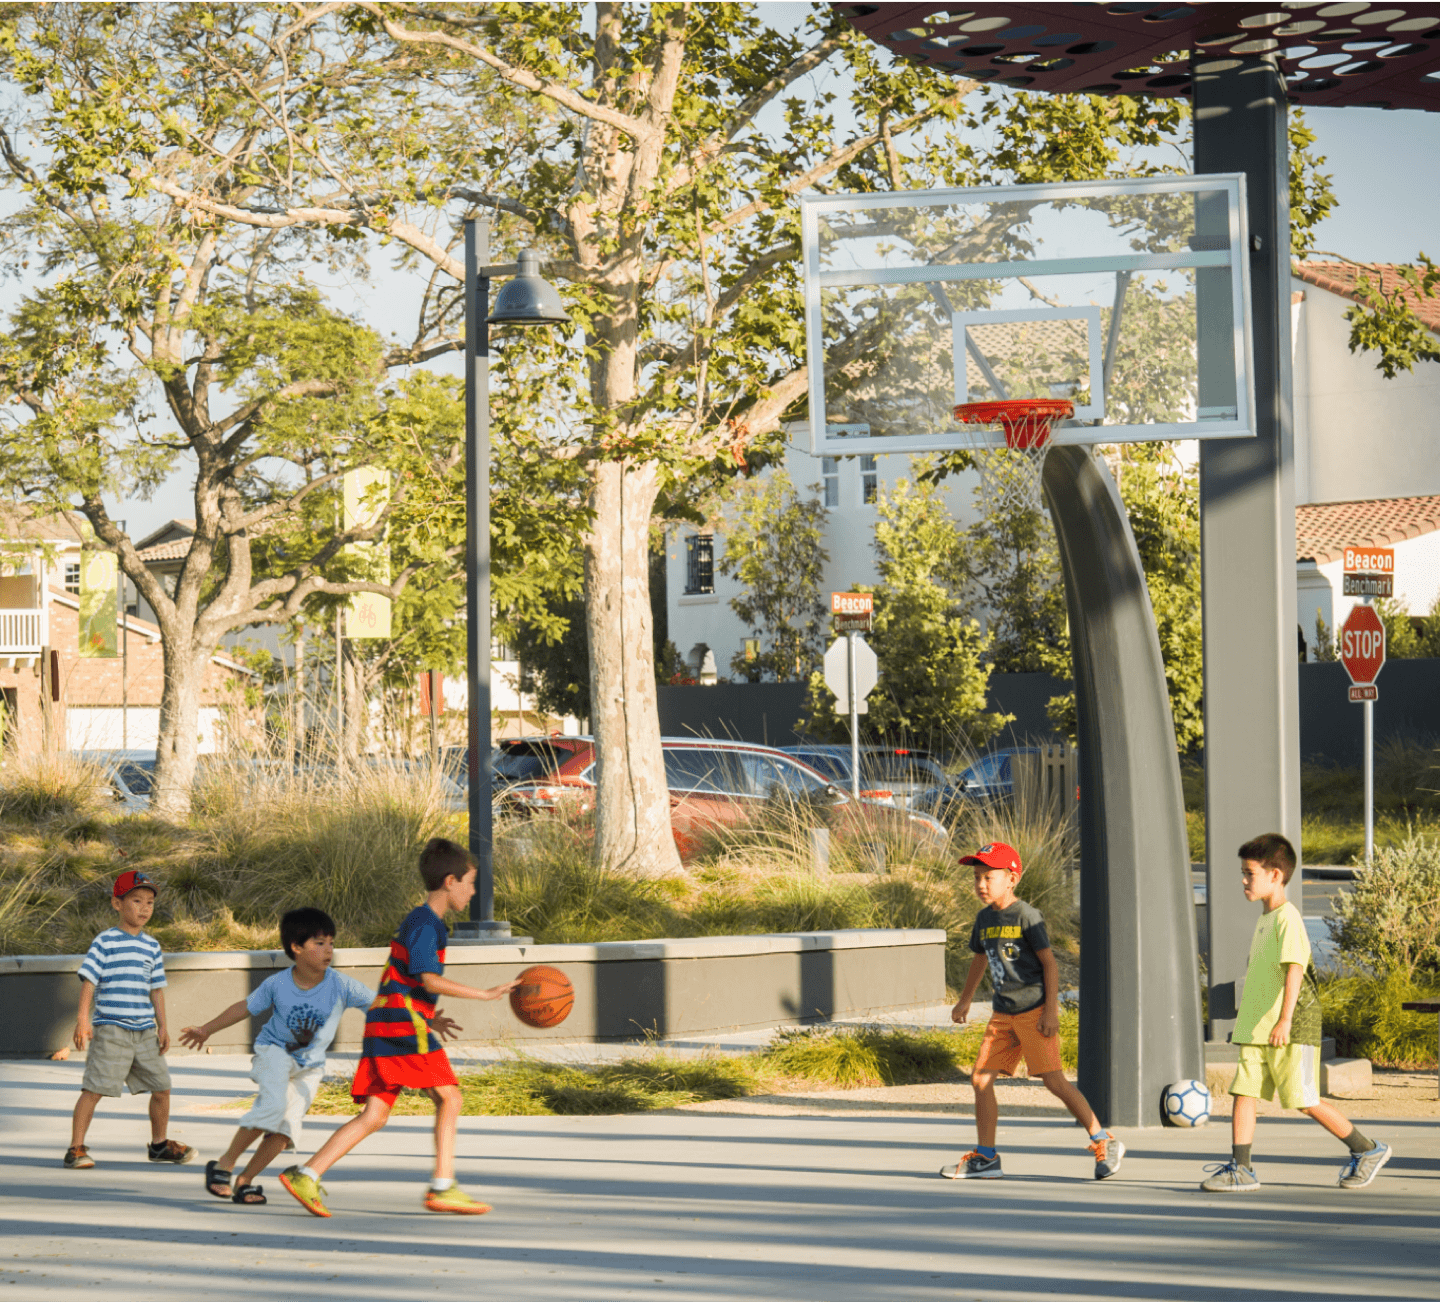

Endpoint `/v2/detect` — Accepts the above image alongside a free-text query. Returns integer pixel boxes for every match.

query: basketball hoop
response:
[953,398,1074,517]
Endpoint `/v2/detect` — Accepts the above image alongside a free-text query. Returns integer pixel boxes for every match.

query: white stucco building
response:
[670,262,1440,677]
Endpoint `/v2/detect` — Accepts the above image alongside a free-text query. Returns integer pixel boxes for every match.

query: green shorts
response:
[1230,1042,1320,1110]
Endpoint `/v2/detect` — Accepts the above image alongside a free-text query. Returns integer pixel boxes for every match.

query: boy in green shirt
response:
[1200,833,1392,1192]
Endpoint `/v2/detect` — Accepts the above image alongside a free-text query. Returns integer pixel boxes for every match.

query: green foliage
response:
[761,1024,974,1087]
[0,752,107,825]
[1313,610,1339,662]
[716,471,829,682]
[1372,594,1440,660]
[1326,831,1440,980]
[1288,109,1337,260]
[1321,971,1440,1069]
[1344,257,1440,379]
[1113,445,1204,751]
[802,475,1007,748]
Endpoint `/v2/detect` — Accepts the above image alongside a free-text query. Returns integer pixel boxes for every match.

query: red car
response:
[493,736,949,860]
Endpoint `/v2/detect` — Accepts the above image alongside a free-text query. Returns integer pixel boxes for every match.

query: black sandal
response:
[204,1160,233,1199]
[231,1182,266,1205]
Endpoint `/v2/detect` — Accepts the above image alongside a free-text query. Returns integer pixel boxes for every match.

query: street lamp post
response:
[452,216,568,943]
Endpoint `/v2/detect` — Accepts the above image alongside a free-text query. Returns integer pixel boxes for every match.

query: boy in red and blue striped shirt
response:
[280,839,518,1218]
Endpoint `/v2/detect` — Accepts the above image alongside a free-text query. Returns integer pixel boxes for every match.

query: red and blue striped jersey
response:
[361,905,448,1059]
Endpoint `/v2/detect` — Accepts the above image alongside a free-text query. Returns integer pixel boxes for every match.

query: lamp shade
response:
[488,249,569,326]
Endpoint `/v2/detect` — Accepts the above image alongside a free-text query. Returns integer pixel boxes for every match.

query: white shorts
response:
[239,1044,324,1148]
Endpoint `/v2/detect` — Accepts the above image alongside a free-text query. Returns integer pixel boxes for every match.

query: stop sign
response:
[1340,605,1386,686]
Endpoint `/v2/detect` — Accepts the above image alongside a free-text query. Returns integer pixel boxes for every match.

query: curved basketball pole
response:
[1042,444,1204,1128]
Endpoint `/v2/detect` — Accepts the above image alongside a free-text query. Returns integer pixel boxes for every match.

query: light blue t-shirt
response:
[246,968,374,1070]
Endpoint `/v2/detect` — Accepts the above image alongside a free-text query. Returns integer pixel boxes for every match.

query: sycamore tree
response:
[0,7,578,815]
[715,469,829,682]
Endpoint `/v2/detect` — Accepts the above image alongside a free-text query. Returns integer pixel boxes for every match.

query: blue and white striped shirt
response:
[77,929,166,1029]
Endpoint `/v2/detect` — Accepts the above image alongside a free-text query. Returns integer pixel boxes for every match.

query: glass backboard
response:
[800,175,1255,455]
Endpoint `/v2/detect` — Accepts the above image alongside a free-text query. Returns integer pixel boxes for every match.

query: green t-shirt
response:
[1232,899,1321,1046]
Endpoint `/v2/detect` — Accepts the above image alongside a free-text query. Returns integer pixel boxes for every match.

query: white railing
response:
[0,608,46,656]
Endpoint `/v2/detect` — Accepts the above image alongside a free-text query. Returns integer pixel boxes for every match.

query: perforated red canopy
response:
[836,3,1440,113]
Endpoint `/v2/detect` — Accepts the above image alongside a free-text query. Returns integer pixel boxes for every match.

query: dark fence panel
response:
[657,681,810,747]
[1298,658,1440,766]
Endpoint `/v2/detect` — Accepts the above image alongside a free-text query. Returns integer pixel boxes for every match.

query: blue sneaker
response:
[1338,1141,1392,1189]
[1200,1160,1260,1192]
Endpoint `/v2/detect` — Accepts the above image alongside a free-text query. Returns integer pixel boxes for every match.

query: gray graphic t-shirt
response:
[968,900,1051,1015]
[247,968,374,1070]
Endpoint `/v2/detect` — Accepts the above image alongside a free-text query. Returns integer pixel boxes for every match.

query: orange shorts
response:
[973,1005,1064,1078]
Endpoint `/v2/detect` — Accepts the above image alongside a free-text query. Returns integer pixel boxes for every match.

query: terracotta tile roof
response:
[1293,262,1440,335]
[136,539,190,563]
[1296,496,1440,566]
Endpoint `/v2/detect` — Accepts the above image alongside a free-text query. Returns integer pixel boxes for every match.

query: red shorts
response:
[974,1005,1064,1078]
[351,1050,458,1104]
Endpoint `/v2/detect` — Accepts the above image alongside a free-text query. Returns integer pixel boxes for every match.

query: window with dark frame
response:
[684,534,714,595]
[64,562,81,595]
[860,454,879,505]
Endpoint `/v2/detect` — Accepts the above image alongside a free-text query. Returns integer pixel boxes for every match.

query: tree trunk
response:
[341,640,364,762]
[586,458,684,878]
[150,639,205,819]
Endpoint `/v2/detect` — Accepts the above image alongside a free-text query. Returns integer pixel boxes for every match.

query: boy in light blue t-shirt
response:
[182,908,407,1205]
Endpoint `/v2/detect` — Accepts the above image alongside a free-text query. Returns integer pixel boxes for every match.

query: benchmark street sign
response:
[1340,604,1386,694]
[1342,546,1394,598]
[831,590,873,633]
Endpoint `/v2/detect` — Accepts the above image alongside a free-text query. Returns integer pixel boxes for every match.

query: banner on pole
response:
[78,550,118,658]
[342,467,392,639]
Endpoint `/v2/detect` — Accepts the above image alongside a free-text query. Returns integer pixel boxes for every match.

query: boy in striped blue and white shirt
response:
[65,870,195,1170]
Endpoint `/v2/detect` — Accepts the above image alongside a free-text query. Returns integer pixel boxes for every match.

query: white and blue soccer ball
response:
[1162,1079,1212,1128]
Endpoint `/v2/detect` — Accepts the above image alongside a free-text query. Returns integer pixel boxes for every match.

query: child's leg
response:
[306,1095,393,1177]
[148,1089,171,1143]
[218,1127,265,1174]
[1233,1093,1257,1146]
[971,1070,999,1149]
[425,1085,464,1182]
[235,1133,292,1189]
[71,1090,103,1149]
[1302,1100,1356,1141]
[1037,1071,1102,1134]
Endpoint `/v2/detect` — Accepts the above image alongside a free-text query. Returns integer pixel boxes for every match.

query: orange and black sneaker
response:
[1090,1131,1125,1180]
[63,1146,95,1169]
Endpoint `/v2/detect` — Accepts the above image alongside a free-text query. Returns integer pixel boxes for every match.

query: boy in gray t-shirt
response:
[181,908,385,1204]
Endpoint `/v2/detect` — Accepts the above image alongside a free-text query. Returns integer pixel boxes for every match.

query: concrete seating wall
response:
[0,929,947,1057]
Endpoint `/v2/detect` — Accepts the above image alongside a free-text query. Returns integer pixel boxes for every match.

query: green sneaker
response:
[424,1185,491,1215]
[279,1166,331,1218]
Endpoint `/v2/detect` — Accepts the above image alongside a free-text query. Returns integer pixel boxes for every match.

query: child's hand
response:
[478,978,522,1002]
[179,1025,209,1050]
[1269,1017,1292,1047]
[73,1019,93,1052]
[1038,1009,1060,1038]
[951,1000,971,1025]
[155,1026,170,1054]
[432,1012,463,1041]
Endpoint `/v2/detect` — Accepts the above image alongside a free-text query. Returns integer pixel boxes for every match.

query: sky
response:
[26,15,1435,541]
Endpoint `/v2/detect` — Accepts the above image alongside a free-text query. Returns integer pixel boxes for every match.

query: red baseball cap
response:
[113,870,158,900]
[960,841,1023,877]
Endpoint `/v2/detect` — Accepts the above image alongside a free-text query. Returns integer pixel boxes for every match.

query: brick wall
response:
[0,591,259,757]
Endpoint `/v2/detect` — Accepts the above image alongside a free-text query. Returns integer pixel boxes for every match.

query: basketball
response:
[510,965,574,1029]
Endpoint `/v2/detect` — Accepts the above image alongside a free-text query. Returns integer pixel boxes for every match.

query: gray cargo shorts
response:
[81,1024,172,1097]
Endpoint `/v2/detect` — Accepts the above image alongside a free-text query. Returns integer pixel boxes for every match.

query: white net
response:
[971,442,1052,518]
[955,400,1072,520]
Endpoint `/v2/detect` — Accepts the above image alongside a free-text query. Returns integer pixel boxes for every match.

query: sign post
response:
[825,594,877,798]
[1340,602,1386,864]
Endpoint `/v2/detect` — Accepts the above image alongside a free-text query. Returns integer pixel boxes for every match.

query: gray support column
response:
[1193,57,1300,1039]
[1043,446,1203,1128]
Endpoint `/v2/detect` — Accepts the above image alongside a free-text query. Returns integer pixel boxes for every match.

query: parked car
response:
[912,746,1043,821]
[443,737,595,811]
[497,736,948,859]
[75,750,157,814]
[782,745,949,808]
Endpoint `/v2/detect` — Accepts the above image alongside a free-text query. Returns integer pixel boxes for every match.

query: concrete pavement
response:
[3,1053,1437,1301]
